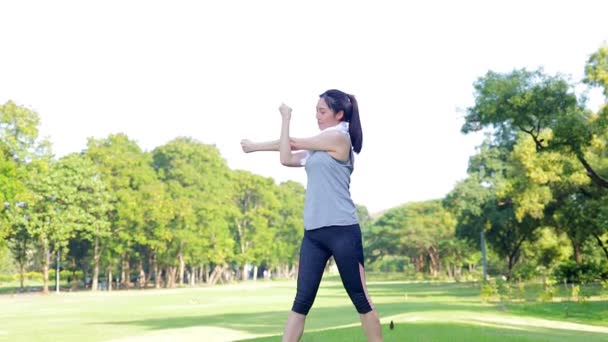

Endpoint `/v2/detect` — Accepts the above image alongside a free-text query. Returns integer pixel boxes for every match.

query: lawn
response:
[1,274,607,341]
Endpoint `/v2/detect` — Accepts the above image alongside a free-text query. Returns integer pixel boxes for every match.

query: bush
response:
[496,278,514,302]
[0,274,15,282]
[480,279,498,303]
[538,277,556,302]
[601,280,608,299]
[24,271,43,281]
[511,263,538,282]
[48,270,84,282]
[554,260,608,284]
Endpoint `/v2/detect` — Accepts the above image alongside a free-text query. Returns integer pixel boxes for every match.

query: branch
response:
[576,153,608,188]
[517,125,545,151]
[592,233,608,260]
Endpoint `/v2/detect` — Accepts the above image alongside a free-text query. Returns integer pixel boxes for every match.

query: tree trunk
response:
[290,264,297,278]
[18,255,25,290]
[152,253,161,289]
[41,239,50,294]
[198,265,209,285]
[221,266,233,284]
[506,253,519,281]
[154,265,162,289]
[414,254,425,273]
[108,267,113,292]
[137,260,145,289]
[573,244,583,265]
[164,267,170,288]
[242,264,247,281]
[447,264,454,278]
[144,256,151,289]
[165,266,177,288]
[208,265,222,285]
[122,254,130,289]
[71,258,79,290]
[190,266,196,286]
[82,262,89,288]
[427,247,440,277]
[92,236,100,292]
[253,265,258,281]
[178,249,185,286]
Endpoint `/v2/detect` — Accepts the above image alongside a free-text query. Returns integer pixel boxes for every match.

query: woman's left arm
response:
[290,132,350,161]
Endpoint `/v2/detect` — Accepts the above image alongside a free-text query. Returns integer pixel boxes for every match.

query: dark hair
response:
[319,89,363,153]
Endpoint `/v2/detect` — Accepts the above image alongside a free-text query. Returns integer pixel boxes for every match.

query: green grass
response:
[1,274,607,341]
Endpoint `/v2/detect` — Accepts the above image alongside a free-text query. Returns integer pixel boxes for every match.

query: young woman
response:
[241,89,382,342]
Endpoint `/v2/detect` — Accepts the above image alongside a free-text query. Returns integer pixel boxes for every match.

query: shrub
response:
[554,260,607,284]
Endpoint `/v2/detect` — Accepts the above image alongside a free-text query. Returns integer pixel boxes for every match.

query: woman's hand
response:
[240,139,255,153]
[279,103,292,120]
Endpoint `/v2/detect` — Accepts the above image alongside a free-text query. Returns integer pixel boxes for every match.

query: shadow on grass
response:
[97,300,500,336]
[324,280,485,299]
[506,300,608,326]
[94,280,607,338]
[239,321,608,342]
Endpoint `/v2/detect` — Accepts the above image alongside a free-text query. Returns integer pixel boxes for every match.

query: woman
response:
[240,89,382,342]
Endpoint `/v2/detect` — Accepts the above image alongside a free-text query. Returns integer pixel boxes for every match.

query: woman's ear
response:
[335,110,344,121]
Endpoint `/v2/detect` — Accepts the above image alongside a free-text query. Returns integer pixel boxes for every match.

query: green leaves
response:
[0,101,41,162]
[455,44,608,278]
[463,69,579,150]
[584,44,608,97]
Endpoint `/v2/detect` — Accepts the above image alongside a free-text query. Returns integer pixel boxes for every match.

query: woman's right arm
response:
[240,139,279,153]
[240,139,300,153]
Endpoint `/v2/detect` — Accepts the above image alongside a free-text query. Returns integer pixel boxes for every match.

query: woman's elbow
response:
[280,155,291,166]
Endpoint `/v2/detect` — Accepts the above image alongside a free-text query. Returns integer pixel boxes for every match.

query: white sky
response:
[1,0,606,214]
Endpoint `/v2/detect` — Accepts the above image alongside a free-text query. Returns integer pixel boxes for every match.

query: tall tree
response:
[270,181,305,278]
[230,170,279,281]
[153,137,234,287]
[86,134,159,289]
[462,66,607,189]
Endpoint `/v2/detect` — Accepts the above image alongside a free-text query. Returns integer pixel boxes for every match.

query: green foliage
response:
[584,44,608,97]
[538,277,556,302]
[554,260,608,284]
[511,263,538,282]
[601,280,608,298]
[496,278,514,302]
[480,279,499,303]
[0,243,16,274]
[365,200,459,277]
[0,100,41,162]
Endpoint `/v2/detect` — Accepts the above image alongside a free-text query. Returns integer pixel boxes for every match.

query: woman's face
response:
[316,98,343,131]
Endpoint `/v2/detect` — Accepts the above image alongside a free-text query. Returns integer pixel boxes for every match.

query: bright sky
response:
[1,0,606,214]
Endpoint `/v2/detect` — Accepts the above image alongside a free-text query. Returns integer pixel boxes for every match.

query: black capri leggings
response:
[291,224,373,315]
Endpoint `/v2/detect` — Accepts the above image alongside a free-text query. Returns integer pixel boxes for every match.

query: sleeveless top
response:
[302,123,358,230]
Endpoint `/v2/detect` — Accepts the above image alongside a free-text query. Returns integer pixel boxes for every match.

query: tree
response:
[367,200,456,276]
[56,153,113,291]
[0,100,42,245]
[446,139,543,280]
[153,137,234,287]
[271,181,305,278]
[86,134,158,290]
[230,170,279,281]
[462,65,607,189]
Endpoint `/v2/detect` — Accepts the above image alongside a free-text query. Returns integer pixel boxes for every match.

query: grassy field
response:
[1,274,607,341]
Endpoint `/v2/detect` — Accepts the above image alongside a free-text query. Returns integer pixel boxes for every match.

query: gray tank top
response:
[303,146,359,230]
